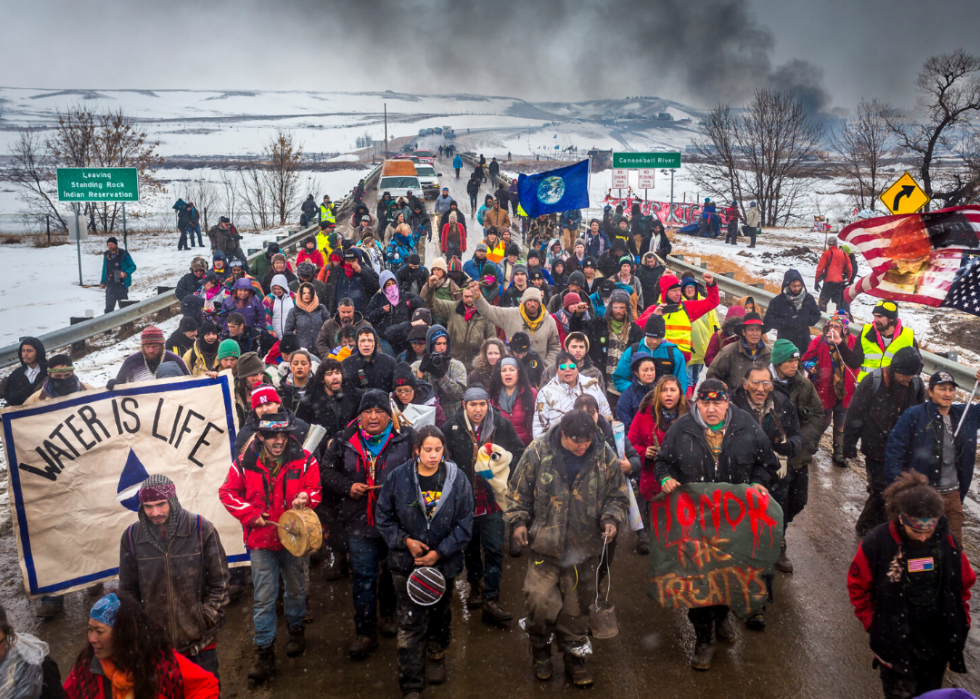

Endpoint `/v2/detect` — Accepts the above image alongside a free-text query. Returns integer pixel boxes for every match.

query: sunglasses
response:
[558,363,577,371]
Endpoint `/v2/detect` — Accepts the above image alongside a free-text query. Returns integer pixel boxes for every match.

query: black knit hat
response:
[199,319,219,337]
[891,347,922,376]
[408,254,421,266]
[393,363,419,388]
[412,307,432,324]
[507,244,520,257]
[511,332,531,353]
[408,325,429,343]
[358,389,391,416]
[280,333,301,354]
[178,316,198,333]
[645,315,666,339]
[567,271,587,287]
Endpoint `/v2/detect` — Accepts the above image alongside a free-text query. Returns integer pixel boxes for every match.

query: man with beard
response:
[316,297,371,357]
[568,290,643,407]
[422,277,497,368]
[470,283,560,367]
[113,326,189,386]
[842,300,919,384]
[119,475,230,677]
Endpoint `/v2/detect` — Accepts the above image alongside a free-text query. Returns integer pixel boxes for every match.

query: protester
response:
[420,277,496,369]
[540,331,602,388]
[509,331,544,387]
[182,320,221,376]
[330,248,381,314]
[655,379,779,669]
[507,410,627,687]
[176,258,208,301]
[63,593,219,699]
[679,276,719,388]
[290,261,330,307]
[321,390,416,660]
[110,326,188,385]
[801,311,856,467]
[763,269,822,355]
[632,375,688,500]
[443,386,524,623]
[612,314,688,397]
[470,282,560,366]
[844,346,926,535]
[637,272,719,362]
[263,274,295,340]
[885,369,980,545]
[234,383,310,456]
[533,351,611,438]
[0,602,63,699]
[411,325,468,420]
[488,357,537,445]
[4,337,47,406]
[375,425,473,696]
[119,475,229,677]
[844,301,918,384]
[100,237,136,314]
[210,216,248,270]
[219,411,320,680]
[342,326,396,394]
[283,282,330,357]
[615,352,661,432]
[389,362,446,426]
[814,237,853,311]
[313,298,368,357]
[705,312,772,392]
[848,472,976,698]
[467,338,506,388]
[277,348,314,414]
[568,289,643,401]
[637,252,666,309]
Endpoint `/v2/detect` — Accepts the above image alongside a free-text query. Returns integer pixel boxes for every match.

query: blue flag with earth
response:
[517,160,590,218]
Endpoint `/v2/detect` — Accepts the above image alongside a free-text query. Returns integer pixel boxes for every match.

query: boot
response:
[481,598,513,625]
[349,635,379,661]
[467,582,484,609]
[380,616,398,638]
[532,643,553,681]
[563,653,594,688]
[285,627,305,657]
[775,537,793,573]
[745,610,766,631]
[635,529,650,555]
[248,645,275,682]
[426,651,447,685]
[832,431,847,467]
[37,598,63,619]
[715,613,735,643]
[691,642,715,671]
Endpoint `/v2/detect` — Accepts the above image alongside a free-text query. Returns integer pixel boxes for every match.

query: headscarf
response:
[380,270,400,305]
[137,474,182,554]
[90,594,121,627]
[295,282,320,312]
[496,357,522,413]
[42,363,81,398]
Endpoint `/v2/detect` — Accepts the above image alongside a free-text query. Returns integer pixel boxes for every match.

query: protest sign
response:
[646,483,783,619]
[1,374,242,597]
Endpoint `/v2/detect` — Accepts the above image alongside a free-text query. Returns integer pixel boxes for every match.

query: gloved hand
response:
[813,282,822,293]
[420,353,450,378]
[105,379,119,391]
[776,456,789,480]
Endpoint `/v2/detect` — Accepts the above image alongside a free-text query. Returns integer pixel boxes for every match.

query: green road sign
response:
[612,152,681,169]
[57,167,140,202]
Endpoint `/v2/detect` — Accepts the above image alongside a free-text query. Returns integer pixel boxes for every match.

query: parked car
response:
[415,163,441,199]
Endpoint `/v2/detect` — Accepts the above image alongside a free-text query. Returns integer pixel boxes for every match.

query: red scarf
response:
[344,263,355,277]
[464,305,477,322]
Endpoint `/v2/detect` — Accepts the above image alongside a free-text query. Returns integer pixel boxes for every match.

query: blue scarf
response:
[359,421,393,457]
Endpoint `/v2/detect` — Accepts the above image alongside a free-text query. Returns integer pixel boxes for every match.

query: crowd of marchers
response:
[3,154,980,699]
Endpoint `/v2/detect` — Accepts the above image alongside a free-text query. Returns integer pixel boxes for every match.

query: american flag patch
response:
[908,557,935,573]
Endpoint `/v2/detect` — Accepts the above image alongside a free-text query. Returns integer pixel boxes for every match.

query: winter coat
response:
[801,334,857,411]
[119,509,229,655]
[848,519,974,676]
[492,385,538,446]
[284,304,331,356]
[705,339,772,393]
[816,247,853,285]
[63,650,217,699]
[763,269,822,354]
[233,408,310,456]
[296,386,362,437]
[636,280,721,360]
[410,325,469,420]
[885,402,980,500]
[116,351,189,384]
[616,378,653,433]
[473,292,561,366]
[453,155,463,169]
[327,253,381,313]
[583,230,609,260]
[611,337,688,394]
[533,374,611,439]
[505,424,628,565]
[654,406,780,489]
[315,311,370,357]
[433,194,455,216]
[421,285,497,367]
[705,331,738,368]
[166,329,196,359]
[843,369,925,464]
[745,206,761,228]
[376,458,474,579]
[483,207,511,230]
[629,398,679,500]
[221,279,266,331]
[251,251,275,284]
[366,284,423,341]
[443,406,527,516]
[385,230,417,272]
[175,272,204,301]
[321,421,416,539]
[730,384,802,462]
[341,326,396,394]
[288,276,329,305]
[262,289,295,339]
[568,311,644,386]
[4,337,46,406]
[637,262,666,310]
[219,437,321,551]
[462,257,499,284]
[397,264,429,297]
[440,221,467,255]
[100,249,136,288]
[774,369,825,468]
[297,248,327,270]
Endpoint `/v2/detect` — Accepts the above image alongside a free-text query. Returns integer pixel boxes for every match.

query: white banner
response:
[611,169,629,189]
[1,374,244,598]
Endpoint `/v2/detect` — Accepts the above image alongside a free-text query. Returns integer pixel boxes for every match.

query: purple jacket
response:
[222,278,266,331]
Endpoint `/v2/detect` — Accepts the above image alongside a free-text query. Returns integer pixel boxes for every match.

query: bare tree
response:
[830,99,895,211]
[6,129,69,231]
[886,50,980,209]
[688,104,748,209]
[265,129,303,226]
[237,162,271,230]
[180,176,221,232]
[218,170,240,224]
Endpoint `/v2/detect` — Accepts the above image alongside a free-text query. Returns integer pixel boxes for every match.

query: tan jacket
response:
[24,382,97,404]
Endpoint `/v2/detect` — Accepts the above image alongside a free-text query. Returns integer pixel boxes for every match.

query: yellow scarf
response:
[520,303,546,333]
[100,658,135,699]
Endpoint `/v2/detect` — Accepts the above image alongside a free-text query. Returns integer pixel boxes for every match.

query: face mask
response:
[384,284,400,305]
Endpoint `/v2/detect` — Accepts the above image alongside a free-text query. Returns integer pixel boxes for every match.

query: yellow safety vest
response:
[857,324,915,383]
[485,240,506,264]
[319,203,336,225]
[663,306,693,359]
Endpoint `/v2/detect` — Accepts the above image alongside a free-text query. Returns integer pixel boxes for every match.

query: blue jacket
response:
[886,401,980,500]
[101,249,137,288]
[385,230,417,272]
[560,209,582,229]
[612,338,688,394]
[452,155,463,169]
[375,458,474,579]
[616,378,652,433]
[462,258,502,284]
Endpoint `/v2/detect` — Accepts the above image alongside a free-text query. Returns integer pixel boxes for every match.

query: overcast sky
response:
[3,0,979,113]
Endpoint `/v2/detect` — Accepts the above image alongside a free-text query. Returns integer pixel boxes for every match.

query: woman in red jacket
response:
[489,357,537,445]
[63,593,218,699]
[800,311,856,467]
[630,375,688,501]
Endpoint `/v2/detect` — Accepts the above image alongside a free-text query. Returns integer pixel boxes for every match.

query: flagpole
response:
[954,379,979,438]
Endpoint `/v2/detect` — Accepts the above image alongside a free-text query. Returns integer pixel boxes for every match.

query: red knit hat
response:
[251,385,281,410]
[141,326,165,346]
[563,292,582,310]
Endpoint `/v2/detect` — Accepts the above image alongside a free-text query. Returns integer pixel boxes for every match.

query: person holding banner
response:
[375,425,474,698]
[119,475,230,679]
[219,411,321,682]
[655,379,780,671]
[506,409,627,688]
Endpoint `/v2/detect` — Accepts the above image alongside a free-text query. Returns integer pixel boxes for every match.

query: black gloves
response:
[420,353,450,378]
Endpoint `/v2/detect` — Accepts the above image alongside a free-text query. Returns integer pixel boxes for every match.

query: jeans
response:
[464,511,504,599]
[189,224,204,247]
[348,535,396,637]
[178,226,190,250]
[393,574,454,694]
[687,363,702,389]
[249,547,308,649]
[741,225,758,246]
[104,284,128,314]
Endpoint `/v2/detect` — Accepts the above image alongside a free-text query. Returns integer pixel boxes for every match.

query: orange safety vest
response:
[663,306,693,359]
[485,240,506,264]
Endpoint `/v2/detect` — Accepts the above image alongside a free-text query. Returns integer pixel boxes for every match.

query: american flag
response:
[907,557,935,572]
[940,258,980,317]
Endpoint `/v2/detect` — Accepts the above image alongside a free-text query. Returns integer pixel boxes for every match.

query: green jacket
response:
[778,368,826,469]
[505,425,628,564]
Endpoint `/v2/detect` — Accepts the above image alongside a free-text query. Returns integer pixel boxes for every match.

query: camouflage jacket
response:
[506,424,628,564]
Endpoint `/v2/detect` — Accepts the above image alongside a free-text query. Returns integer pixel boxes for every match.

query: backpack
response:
[628,342,675,381]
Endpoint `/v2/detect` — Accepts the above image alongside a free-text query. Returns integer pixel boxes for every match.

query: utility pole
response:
[384,103,388,160]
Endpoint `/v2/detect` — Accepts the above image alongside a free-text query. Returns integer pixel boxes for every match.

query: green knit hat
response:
[771,338,800,366]
[218,339,241,361]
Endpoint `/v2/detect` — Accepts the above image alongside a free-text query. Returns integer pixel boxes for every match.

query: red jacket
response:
[63,651,218,699]
[629,403,671,501]
[637,276,720,327]
[297,249,327,270]
[800,335,857,410]
[493,386,538,446]
[219,437,321,551]
[815,247,852,284]
[441,222,467,254]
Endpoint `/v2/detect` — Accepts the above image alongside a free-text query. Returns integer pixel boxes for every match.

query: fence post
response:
[47,215,51,245]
